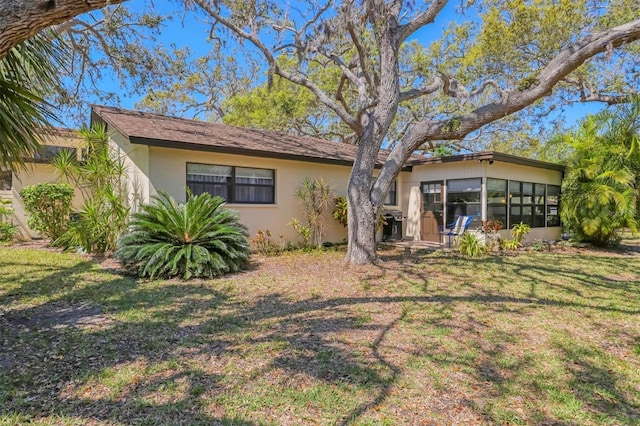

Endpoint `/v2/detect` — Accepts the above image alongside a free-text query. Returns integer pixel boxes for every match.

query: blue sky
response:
[72,0,607,131]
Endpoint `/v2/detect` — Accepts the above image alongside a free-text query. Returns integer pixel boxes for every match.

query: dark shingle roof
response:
[91,105,391,167]
[91,105,563,172]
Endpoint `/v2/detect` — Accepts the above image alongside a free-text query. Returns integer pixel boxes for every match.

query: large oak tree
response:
[186,0,640,264]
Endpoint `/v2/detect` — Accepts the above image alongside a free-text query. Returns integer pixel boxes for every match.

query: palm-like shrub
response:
[0,31,64,167]
[559,101,640,246]
[52,125,130,255]
[116,192,250,279]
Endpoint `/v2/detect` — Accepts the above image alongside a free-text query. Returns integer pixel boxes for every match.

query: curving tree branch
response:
[373,17,640,198]
[191,0,363,134]
[0,0,127,60]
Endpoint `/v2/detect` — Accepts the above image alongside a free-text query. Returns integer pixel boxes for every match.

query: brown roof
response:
[91,105,393,167]
[91,105,562,172]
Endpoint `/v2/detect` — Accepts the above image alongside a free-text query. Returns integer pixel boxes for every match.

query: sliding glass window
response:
[534,183,546,227]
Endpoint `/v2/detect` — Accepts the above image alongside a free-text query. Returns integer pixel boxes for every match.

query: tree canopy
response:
[0,0,126,60]
[181,0,640,263]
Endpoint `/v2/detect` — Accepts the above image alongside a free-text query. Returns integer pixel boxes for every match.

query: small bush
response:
[253,229,284,256]
[116,191,250,280]
[501,238,522,251]
[457,232,487,258]
[19,183,73,240]
[531,239,546,251]
[333,196,348,227]
[0,222,16,242]
[479,219,503,250]
[0,199,16,242]
[511,221,531,243]
[290,218,312,247]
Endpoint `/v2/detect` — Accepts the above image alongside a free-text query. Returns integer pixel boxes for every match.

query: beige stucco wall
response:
[108,131,150,214]
[147,146,358,245]
[10,164,84,240]
[104,129,412,246]
[7,130,85,240]
[401,160,563,243]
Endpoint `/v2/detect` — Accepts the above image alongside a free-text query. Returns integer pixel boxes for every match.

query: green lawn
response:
[0,245,638,425]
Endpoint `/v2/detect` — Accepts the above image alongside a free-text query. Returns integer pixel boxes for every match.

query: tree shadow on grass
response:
[0,256,258,425]
[416,252,640,309]
[1,248,639,424]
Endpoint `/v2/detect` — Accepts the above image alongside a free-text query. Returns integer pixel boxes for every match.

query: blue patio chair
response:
[440,215,473,247]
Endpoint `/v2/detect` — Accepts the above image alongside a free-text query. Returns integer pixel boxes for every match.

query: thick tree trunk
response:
[0,0,126,60]
[345,127,385,264]
[345,167,378,264]
[345,5,402,265]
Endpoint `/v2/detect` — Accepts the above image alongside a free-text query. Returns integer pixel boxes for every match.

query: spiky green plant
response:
[510,221,531,243]
[116,191,250,280]
[456,232,487,258]
[294,177,334,247]
[52,125,130,254]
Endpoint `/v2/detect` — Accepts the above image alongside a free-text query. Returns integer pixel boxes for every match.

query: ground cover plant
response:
[0,243,638,425]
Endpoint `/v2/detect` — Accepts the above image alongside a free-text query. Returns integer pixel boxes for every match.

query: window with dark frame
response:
[489,179,560,229]
[486,178,507,227]
[509,180,523,226]
[534,183,546,227]
[446,178,482,226]
[186,163,275,204]
[546,185,561,226]
[34,146,77,162]
[521,182,534,227]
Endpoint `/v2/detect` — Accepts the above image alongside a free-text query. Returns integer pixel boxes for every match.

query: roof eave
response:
[129,136,413,171]
[408,151,565,172]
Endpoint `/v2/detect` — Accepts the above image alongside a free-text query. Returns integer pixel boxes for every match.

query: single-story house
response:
[7,105,565,244]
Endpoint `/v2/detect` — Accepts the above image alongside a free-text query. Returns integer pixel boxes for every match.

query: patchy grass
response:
[0,245,639,425]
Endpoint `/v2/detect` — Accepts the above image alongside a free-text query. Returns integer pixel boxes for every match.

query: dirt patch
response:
[0,354,14,371]
[1,301,112,331]
[605,273,639,282]
[12,239,58,252]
